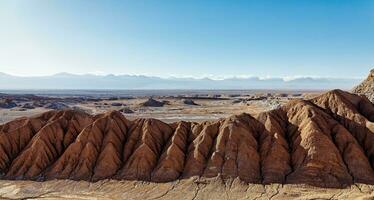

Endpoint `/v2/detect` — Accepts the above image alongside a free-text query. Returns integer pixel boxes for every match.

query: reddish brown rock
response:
[202,114,262,183]
[44,111,127,181]
[151,121,191,182]
[257,109,291,184]
[182,121,220,178]
[0,90,374,188]
[282,100,352,187]
[312,90,374,168]
[116,118,173,181]
[0,111,57,176]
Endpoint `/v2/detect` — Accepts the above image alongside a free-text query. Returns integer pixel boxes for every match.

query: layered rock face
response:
[353,69,374,103]
[0,90,374,188]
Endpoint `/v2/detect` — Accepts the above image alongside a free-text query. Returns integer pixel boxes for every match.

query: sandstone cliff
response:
[0,90,374,188]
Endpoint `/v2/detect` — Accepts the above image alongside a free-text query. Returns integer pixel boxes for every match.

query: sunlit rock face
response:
[353,69,374,103]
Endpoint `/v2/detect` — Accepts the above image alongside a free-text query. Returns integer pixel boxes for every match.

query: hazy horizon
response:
[0,72,362,90]
[0,71,368,80]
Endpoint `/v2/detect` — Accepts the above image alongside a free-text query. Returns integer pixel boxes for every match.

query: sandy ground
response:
[0,178,373,200]
[87,98,283,123]
[0,107,50,124]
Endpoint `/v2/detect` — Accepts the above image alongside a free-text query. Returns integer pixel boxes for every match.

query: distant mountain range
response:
[0,72,362,90]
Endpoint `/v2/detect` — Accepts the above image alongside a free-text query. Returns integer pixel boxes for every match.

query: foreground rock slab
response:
[0,179,373,200]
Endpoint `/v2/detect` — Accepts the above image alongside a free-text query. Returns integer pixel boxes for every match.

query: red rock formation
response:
[151,121,191,182]
[0,90,374,188]
[257,109,291,184]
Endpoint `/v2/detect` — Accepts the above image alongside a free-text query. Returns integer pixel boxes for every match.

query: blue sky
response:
[0,0,373,78]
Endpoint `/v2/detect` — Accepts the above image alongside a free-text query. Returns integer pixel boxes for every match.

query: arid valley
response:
[0,70,374,199]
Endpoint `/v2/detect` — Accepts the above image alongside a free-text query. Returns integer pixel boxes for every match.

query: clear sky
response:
[0,0,373,78]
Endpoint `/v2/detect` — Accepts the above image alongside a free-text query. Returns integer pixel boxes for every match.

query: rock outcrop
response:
[119,107,134,114]
[140,98,165,107]
[44,102,69,110]
[0,99,17,109]
[182,99,199,106]
[0,90,374,188]
[353,68,374,103]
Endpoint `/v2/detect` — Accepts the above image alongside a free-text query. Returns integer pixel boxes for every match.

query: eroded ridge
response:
[0,90,374,188]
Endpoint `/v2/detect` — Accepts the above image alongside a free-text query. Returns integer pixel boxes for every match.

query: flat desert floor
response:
[0,90,321,124]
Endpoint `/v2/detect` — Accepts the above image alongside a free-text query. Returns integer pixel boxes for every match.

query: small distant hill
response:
[353,69,374,103]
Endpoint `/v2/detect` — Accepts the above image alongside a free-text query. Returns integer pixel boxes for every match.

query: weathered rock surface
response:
[353,68,374,103]
[1,90,374,188]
